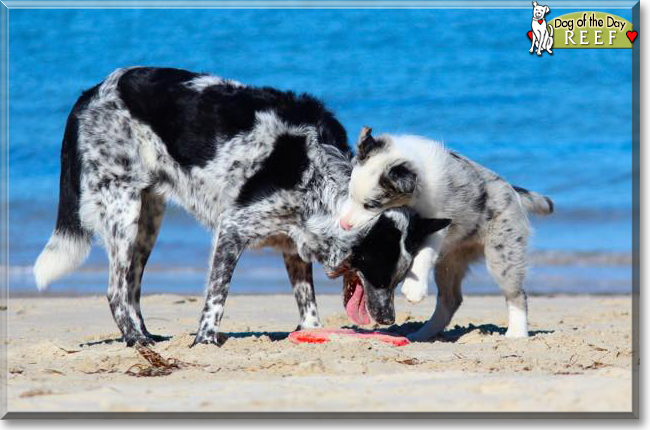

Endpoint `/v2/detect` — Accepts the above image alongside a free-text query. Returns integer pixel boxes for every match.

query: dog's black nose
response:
[377,316,395,325]
[374,312,395,325]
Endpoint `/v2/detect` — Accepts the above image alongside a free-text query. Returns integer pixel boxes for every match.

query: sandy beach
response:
[4,293,633,414]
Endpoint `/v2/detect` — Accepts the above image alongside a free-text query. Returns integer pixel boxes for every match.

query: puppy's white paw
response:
[505,305,528,338]
[401,279,428,303]
[504,327,529,338]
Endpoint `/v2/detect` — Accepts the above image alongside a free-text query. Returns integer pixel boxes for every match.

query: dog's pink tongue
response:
[345,279,370,325]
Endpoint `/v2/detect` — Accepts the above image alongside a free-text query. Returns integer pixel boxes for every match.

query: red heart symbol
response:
[627,30,638,43]
[528,30,533,40]
[538,19,543,24]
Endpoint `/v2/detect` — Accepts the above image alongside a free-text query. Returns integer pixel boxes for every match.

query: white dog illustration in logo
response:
[530,1,554,56]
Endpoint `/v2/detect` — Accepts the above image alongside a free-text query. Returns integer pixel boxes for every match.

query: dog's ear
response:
[379,161,418,196]
[416,217,452,236]
[356,126,385,162]
[532,1,538,6]
[405,214,452,253]
[545,5,550,13]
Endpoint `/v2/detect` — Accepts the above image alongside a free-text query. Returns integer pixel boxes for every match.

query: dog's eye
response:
[363,200,383,210]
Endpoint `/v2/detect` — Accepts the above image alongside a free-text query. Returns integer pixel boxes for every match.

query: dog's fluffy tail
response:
[513,186,554,216]
[34,232,91,291]
[34,86,97,291]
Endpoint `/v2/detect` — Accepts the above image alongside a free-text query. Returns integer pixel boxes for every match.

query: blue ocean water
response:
[8,9,633,295]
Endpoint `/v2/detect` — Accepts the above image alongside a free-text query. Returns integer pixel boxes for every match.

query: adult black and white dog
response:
[338,127,554,341]
[33,67,450,347]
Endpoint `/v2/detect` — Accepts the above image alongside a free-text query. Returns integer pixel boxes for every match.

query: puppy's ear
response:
[545,5,550,13]
[418,217,452,235]
[356,126,385,162]
[405,215,452,253]
[379,161,418,196]
[532,1,538,6]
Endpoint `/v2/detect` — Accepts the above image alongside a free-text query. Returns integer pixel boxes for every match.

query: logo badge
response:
[528,6,637,52]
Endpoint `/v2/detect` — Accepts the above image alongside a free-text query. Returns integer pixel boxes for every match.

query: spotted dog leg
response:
[484,222,529,338]
[191,219,248,347]
[129,189,167,342]
[99,188,155,347]
[282,253,322,330]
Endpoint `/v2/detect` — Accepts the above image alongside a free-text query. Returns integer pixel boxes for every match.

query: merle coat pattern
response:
[339,128,554,341]
[34,67,447,347]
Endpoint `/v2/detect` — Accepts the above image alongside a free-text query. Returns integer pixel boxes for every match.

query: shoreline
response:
[8,250,634,296]
[6,293,633,413]
[7,291,635,298]
[7,249,634,276]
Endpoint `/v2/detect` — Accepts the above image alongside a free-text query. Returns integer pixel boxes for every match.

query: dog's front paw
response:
[123,332,157,347]
[401,279,428,303]
[190,330,227,347]
[296,320,323,331]
[529,48,534,53]
[537,51,542,56]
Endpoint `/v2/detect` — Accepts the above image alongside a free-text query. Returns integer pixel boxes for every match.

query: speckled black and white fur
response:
[33,67,446,347]
[339,127,554,341]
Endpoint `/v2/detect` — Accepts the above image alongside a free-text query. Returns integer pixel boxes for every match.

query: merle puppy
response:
[339,128,554,340]
[33,67,449,347]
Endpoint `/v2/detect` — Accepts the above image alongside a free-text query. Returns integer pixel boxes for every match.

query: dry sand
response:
[4,293,633,413]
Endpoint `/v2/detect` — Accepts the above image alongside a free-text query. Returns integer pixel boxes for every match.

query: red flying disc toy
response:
[288,328,409,347]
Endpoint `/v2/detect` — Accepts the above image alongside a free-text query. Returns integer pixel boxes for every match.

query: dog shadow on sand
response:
[79,332,288,348]
[380,321,553,342]
[78,323,553,348]
[213,322,554,345]
[79,334,173,348]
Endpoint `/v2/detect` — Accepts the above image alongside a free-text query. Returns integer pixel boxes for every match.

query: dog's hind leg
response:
[283,253,322,330]
[546,37,553,54]
[129,188,167,341]
[94,187,156,346]
[407,245,474,342]
[485,216,529,338]
[545,25,554,53]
